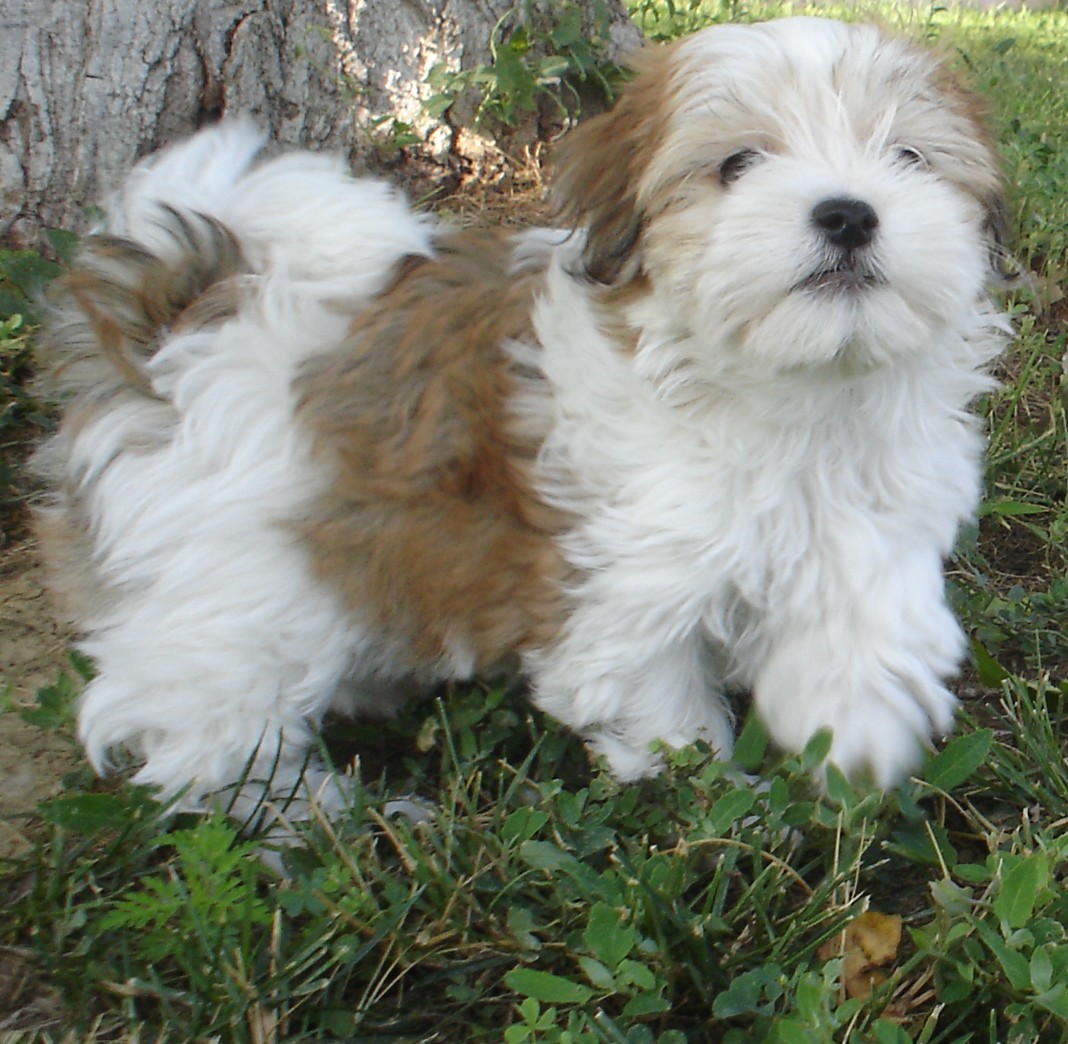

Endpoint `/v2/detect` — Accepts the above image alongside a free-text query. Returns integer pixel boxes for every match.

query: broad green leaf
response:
[423,94,454,118]
[771,1020,819,1044]
[537,56,571,81]
[502,807,549,844]
[994,852,1048,928]
[800,728,833,772]
[617,959,656,991]
[731,713,768,771]
[923,730,993,791]
[930,878,975,918]
[955,862,993,885]
[712,968,769,1018]
[887,821,957,867]
[872,1020,912,1044]
[584,903,635,968]
[520,840,578,873]
[978,498,1046,518]
[549,8,583,48]
[823,762,856,807]
[707,787,756,835]
[969,638,1009,686]
[504,968,595,1005]
[976,921,1031,991]
[1030,945,1054,993]
[1034,983,1068,1019]
[508,905,542,951]
[577,956,615,990]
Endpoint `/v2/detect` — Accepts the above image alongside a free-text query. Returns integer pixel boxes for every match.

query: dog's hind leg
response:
[68,475,366,813]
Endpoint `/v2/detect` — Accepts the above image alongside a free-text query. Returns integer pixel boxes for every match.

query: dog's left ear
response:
[552,43,674,286]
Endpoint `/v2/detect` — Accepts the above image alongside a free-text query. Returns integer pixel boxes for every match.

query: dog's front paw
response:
[820,680,956,788]
[754,643,958,789]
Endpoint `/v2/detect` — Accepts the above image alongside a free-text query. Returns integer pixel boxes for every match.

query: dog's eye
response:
[895,146,929,169]
[719,149,761,186]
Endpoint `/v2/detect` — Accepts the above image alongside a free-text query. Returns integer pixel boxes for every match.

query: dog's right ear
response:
[552,43,673,286]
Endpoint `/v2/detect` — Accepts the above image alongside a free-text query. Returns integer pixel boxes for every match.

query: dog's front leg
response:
[525,604,736,781]
[750,546,964,788]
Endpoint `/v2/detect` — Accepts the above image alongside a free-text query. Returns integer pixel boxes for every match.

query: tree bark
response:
[1,0,642,246]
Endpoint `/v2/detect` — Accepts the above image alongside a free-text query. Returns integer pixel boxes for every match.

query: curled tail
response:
[44,121,266,398]
[48,213,247,396]
[42,117,439,400]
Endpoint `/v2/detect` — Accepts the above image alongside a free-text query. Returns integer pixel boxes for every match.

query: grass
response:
[1,3,1066,1041]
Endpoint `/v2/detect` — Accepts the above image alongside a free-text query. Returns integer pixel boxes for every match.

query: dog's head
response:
[554,18,1006,376]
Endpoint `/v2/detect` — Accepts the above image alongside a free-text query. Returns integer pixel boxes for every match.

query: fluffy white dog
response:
[36,17,1010,814]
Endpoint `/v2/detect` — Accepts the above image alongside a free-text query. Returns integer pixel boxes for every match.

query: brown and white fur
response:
[36,18,1010,815]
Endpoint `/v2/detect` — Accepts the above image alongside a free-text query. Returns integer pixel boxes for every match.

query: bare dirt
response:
[0,537,77,858]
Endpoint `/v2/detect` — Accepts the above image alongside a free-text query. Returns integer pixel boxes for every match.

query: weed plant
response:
[424,1,625,130]
[1,3,1066,1041]
[0,234,75,512]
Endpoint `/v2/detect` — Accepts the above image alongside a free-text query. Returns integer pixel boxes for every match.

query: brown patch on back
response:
[295,228,568,675]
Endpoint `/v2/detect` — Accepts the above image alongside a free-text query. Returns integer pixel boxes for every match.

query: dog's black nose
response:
[811,197,879,250]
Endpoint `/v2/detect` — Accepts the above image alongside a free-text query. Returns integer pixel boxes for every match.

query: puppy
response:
[36,17,1010,815]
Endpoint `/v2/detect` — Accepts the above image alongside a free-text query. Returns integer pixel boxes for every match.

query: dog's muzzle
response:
[797,196,882,294]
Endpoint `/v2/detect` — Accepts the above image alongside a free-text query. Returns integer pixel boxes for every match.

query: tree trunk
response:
[1,0,642,246]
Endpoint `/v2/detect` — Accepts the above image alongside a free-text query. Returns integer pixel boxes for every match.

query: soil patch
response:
[0,538,78,859]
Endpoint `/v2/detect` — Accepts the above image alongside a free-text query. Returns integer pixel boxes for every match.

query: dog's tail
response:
[44,120,438,400]
[43,121,266,398]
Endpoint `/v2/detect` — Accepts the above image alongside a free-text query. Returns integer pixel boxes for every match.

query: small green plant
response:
[0,313,35,435]
[0,685,1015,1041]
[629,0,754,39]
[959,577,1068,670]
[0,231,74,505]
[101,816,275,1019]
[366,114,424,153]
[0,243,64,326]
[425,2,623,129]
[16,668,83,734]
